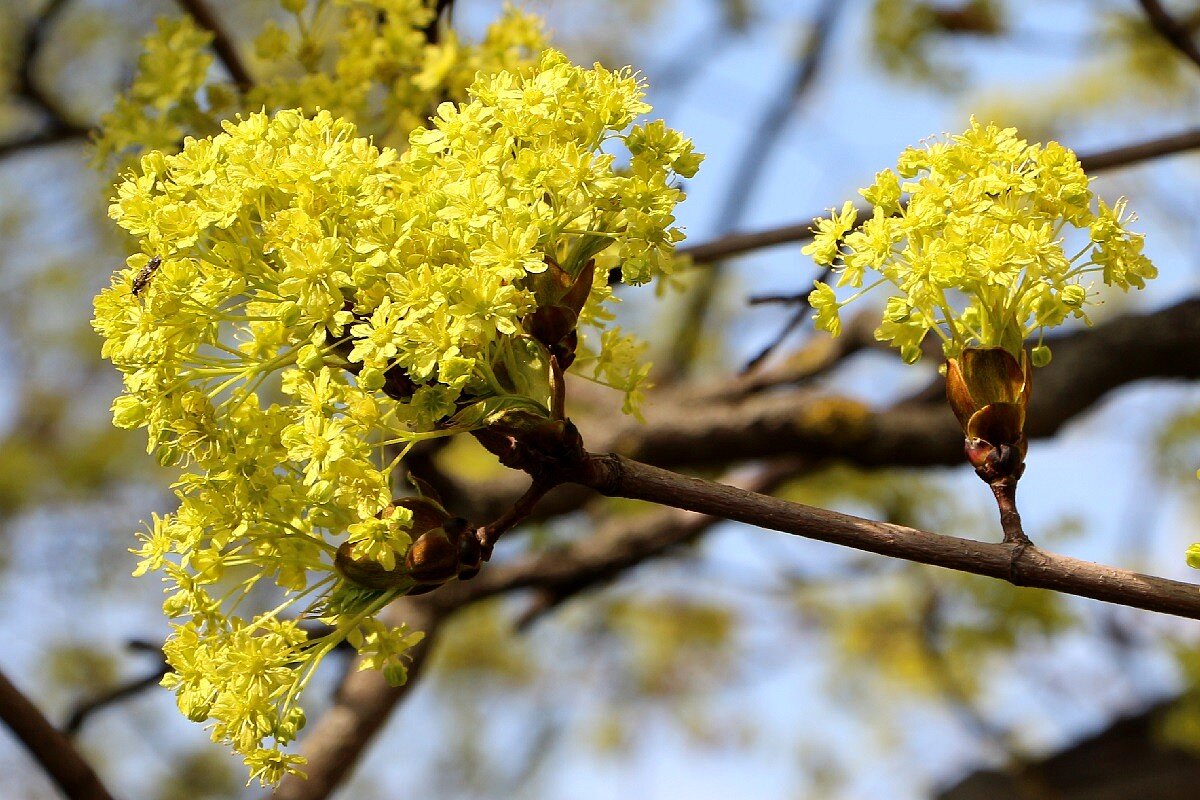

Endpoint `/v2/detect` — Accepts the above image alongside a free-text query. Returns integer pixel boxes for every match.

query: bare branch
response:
[174,0,254,91]
[443,298,1200,537]
[575,453,1200,620]
[2,0,90,162]
[0,667,116,800]
[1138,0,1200,72]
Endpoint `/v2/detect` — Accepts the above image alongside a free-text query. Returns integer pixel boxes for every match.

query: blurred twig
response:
[174,0,254,91]
[0,667,116,800]
[1,0,89,161]
[661,0,843,381]
[739,263,831,373]
[63,642,168,736]
[1138,0,1200,72]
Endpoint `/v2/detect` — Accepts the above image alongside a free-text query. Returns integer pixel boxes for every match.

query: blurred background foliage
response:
[3,0,1200,798]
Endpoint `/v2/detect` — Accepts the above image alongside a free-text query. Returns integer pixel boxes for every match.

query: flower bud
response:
[1031,345,1051,367]
[525,304,578,347]
[560,258,596,316]
[405,524,463,583]
[358,367,385,391]
[278,301,301,327]
[335,542,408,590]
[383,661,409,687]
[1061,284,1087,308]
[112,395,148,428]
[391,496,451,534]
[945,347,1031,482]
[297,344,323,371]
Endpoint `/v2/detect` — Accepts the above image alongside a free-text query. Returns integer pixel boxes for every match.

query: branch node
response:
[1007,539,1032,587]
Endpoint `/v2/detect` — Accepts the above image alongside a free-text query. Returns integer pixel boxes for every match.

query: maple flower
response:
[94,47,700,782]
[803,118,1156,365]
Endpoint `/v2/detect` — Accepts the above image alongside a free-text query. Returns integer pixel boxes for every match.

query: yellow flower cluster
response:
[804,119,1156,364]
[93,50,698,782]
[93,0,548,169]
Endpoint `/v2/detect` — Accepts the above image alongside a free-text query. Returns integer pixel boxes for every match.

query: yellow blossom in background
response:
[93,1,550,170]
[803,119,1156,364]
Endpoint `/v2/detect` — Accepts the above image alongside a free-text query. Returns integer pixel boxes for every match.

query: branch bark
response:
[574,453,1200,620]
[270,462,792,800]
[0,667,116,800]
[601,298,1200,469]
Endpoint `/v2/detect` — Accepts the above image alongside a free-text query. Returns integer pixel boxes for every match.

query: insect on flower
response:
[131,256,162,297]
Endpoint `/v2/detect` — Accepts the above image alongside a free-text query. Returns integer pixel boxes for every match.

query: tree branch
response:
[174,0,253,91]
[1138,0,1200,72]
[64,665,168,736]
[273,294,1200,795]
[0,667,116,800]
[271,287,1200,796]
[600,298,1200,469]
[573,453,1200,620]
[2,0,89,162]
[430,297,1200,543]
[270,461,795,800]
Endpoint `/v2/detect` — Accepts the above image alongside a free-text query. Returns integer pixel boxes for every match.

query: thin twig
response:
[64,665,168,736]
[174,0,253,91]
[740,263,833,373]
[476,478,555,559]
[1138,0,1200,72]
[0,667,117,800]
[660,0,843,380]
